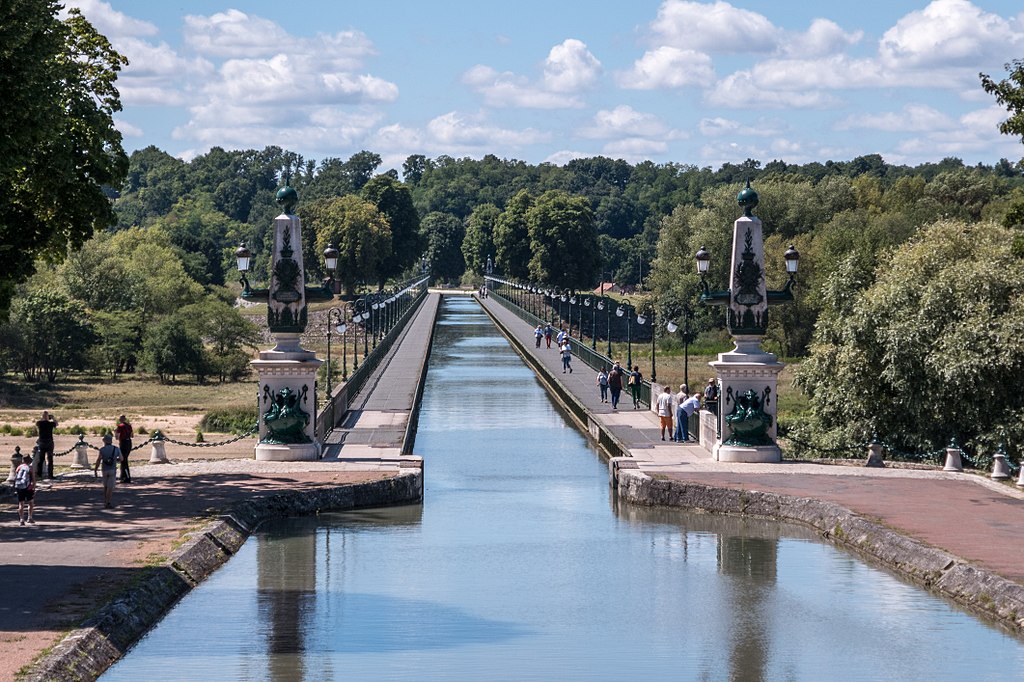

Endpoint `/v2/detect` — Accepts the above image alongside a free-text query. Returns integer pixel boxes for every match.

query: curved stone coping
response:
[616,469,1024,636]
[25,472,423,682]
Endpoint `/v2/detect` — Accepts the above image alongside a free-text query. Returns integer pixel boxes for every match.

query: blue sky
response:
[69,0,1024,172]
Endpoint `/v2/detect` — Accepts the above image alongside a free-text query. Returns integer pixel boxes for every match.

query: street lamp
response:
[617,298,632,369]
[599,296,611,356]
[636,306,656,382]
[326,306,349,399]
[666,306,697,389]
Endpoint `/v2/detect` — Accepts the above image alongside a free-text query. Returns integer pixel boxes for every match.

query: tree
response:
[493,190,533,279]
[179,298,259,383]
[141,315,207,383]
[89,310,144,374]
[361,174,422,283]
[302,196,392,296]
[0,5,129,316]
[796,220,1024,456]
[462,204,500,275]
[344,151,383,191]
[981,59,1024,142]
[421,212,465,282]
[526,190,600,288]
[12,290,96,382]
[403,154,428,185]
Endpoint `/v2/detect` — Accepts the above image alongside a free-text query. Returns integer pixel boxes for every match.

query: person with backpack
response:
[544,324,553,349]
[14,453,35,525]
[93,434,122,509]
[534,325,544,348]
[560,339,573,373]
[597,367,609,403]
[608,362,624,410]
[628,366,644,409]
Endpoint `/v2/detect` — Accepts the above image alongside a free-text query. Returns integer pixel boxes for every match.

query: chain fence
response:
[43,423,260,458]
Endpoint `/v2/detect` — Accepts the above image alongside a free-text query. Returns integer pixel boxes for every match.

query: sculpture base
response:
[255,442,320,462]
[714,443,782,463]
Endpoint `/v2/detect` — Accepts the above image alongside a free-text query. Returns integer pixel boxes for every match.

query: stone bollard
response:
[6,446,23,484]
[148,430,169,464]
[71,434,91,468]
[943,441,963,472]
[865,436,885,468]
[1017,464,1024,488]
[991,445,1011,481]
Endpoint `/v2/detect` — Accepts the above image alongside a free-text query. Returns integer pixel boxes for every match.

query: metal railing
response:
[315,277,430,442]
[487,283,650,408]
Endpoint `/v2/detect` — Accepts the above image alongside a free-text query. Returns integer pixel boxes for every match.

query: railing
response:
[487,281,651,407]
[315,277,429,442]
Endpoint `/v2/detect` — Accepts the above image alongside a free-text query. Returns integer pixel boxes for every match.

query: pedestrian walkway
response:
[477,293,1024,590]
[323,291,440,458]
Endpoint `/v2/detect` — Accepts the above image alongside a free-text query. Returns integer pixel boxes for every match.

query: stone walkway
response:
[0,293,441,680]
[478,293,1024,590]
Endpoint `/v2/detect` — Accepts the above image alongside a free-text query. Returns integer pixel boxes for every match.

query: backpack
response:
[101,446,119,467]
[14,464,30,490]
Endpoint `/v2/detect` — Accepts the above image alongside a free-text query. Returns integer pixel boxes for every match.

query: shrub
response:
[199,406,258,435]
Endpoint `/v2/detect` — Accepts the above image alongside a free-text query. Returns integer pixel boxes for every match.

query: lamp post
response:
[636,306,655,382]
[600,296,611,356]
[325,306,349,399]
[354,297,370,359]
[586,296,596,350]
[693,181,801,463]
[617,298,632,369]
[666,306,696,389]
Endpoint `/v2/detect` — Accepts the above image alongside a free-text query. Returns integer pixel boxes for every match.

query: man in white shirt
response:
[656,386,674,441]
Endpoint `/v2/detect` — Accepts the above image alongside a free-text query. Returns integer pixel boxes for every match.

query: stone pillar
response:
[991,449,1010,481]
[943,445,963,472]
[71,435,91,468]
[865,441,885,468]
[251,211,321,462]
[149,431,169,464]
[6,446,22,484]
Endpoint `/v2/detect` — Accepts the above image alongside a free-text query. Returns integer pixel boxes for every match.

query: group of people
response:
[13,412,136,523]
[596,362,644,410]
[654,384,701,442]
[534,324,576,374]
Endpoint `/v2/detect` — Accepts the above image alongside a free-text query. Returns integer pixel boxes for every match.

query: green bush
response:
[199,406,258,435]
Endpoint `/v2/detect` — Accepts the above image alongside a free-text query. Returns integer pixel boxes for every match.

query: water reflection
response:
[102,297,1024,682]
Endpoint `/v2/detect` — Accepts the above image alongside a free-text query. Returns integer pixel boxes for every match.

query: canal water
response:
[104,297,1024,681]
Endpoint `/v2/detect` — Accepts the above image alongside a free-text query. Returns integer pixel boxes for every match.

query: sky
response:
[67,0,1024,173]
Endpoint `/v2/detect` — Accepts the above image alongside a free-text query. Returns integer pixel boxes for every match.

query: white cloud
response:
[698,117,787,137]
[464,39,599,109]
[617,47,714,90]
[426,112,549,149]
[705,71,841,109]
[543,39,601,92]
[879,0,1024,71]
[184,10,290,58]
[836,104,956,132]
[648,0,779,53]
[895,105,1023,159]
[581,105,674,139]
[783,18,862,58]
[602,137,669,160]
[114,118,143,137]
[65,0,158,38]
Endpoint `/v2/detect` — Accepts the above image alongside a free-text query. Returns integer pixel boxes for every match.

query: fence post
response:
[6,446,22,484]
[149,430,169,464]
[865,435,884,468]
[943,439,963,472]
[72,434,91,468]
[991,444,1010,481]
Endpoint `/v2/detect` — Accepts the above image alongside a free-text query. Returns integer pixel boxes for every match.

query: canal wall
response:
[26,472,423,682]
[615,470,1024,637]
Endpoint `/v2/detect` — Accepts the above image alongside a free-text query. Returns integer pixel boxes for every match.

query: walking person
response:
[35,410,57,479]
[673,384,689,442]
[14,454,36,525]
[93,434,122,509]
[534,325,543,348]
[608,362,624,410]
[560,339,573,373]
[628,366,644,409]
[115,415,133,483]
[544,323,553,349]
[678,393,702,442]
[597,367,609,403]
[656,386,674,441]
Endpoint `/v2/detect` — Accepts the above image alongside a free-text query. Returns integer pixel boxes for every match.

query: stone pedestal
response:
[251,333,322,462]
[72,438,91,468]
[709,336,784,463]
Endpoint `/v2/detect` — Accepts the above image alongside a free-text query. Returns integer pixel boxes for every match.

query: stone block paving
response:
[0,293,440,680]
[478,294,1024,589]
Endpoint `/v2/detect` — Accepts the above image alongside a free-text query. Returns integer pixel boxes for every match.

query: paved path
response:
[0,294,440,680]
[478,293,1024,590]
